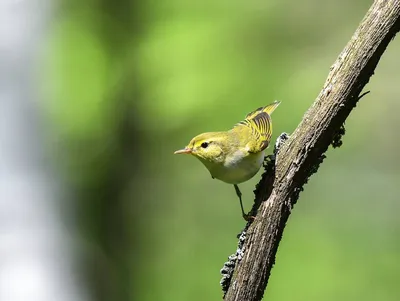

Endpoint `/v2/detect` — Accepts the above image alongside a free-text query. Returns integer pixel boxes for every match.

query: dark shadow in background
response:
[62,1,146,300]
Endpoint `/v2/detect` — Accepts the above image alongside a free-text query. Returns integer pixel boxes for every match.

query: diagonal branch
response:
[222,1,400,300]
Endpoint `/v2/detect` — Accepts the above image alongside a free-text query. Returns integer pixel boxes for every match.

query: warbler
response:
[174,101,280,220]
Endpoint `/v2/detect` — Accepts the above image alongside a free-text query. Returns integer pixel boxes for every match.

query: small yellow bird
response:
[174,101,280,220]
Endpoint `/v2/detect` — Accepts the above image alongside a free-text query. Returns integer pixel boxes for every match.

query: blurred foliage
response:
[42,0,400,300]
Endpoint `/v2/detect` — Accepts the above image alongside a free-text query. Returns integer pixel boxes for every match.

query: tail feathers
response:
[245,100,281,119]
[262,100,281,115]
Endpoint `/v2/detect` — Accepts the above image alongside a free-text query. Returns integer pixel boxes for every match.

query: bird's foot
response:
[242,213,255,222]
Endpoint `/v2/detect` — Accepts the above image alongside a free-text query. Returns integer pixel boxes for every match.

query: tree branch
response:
[222,1,400,300]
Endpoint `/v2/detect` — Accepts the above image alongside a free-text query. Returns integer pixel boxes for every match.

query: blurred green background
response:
[42,0,400,300]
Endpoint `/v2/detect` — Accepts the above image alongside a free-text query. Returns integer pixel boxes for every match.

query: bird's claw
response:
[242,213,255,222]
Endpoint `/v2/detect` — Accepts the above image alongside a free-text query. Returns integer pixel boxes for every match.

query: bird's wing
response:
[245,101,281,119]
[234,101,280,153]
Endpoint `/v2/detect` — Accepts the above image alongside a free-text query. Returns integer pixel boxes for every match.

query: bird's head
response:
[174,132,231,165]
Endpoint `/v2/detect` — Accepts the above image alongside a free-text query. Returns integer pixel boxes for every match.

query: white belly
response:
[209,150,265,184]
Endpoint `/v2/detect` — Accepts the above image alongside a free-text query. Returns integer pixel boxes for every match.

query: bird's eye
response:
[201,142,209,148]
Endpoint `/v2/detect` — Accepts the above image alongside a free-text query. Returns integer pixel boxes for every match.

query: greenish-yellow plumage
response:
[174,101,280,220]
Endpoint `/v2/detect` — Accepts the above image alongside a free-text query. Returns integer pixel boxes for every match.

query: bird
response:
[174,101,280,220]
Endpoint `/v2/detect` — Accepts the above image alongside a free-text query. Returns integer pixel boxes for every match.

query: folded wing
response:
[235,101,280,153]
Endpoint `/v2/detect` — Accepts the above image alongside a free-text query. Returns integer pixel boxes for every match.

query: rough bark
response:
[223,1,400,300]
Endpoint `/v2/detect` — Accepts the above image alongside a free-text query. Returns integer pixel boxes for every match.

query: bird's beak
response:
[174,147,192,154]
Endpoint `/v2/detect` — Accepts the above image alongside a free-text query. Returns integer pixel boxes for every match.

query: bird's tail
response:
[262,100,281,115]
[245,100,281,119]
